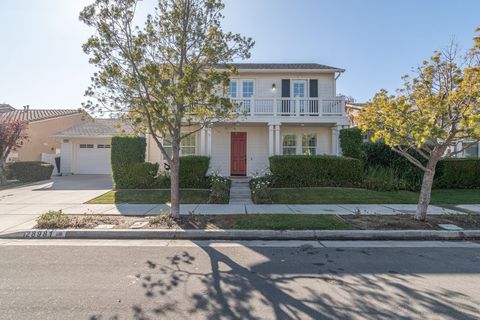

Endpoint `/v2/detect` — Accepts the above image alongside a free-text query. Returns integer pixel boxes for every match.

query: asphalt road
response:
[0,240,479,320]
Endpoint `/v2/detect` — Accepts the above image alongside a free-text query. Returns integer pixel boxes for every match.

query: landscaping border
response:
[2,229,480,240]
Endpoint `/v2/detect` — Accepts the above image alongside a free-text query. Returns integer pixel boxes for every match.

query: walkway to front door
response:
[229,176,253,205]
[231,132,247,176]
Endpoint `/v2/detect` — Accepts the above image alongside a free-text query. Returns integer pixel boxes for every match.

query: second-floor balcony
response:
[230,97,345,117]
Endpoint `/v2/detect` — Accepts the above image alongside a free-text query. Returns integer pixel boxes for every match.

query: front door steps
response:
[229,176,252,205]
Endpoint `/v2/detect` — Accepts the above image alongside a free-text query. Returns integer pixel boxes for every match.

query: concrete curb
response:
[2,229,480,240]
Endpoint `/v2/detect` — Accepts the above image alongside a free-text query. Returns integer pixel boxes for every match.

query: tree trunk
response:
[415,158,439,221]
[0,158,7,185]
[169,143,181,219]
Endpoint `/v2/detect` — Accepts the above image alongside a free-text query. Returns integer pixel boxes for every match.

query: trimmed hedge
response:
[9,161,54,182]
[339,128,364,160]
[118,162,160,189]
[269,155,363,187]
[435,159,480,189]
[179,156,210,188]
[111,136,147,189]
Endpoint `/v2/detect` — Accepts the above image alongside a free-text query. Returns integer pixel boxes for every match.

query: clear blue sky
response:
[1,0,479,109]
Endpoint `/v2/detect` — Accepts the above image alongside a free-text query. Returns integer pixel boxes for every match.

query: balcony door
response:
[292,80,307,114]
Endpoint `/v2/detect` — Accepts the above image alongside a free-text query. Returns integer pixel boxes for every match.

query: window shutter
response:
[309,79,318,98]
[281,79,290,97]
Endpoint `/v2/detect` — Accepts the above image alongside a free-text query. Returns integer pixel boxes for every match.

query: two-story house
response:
[56,63,349,176]
[147,63,349,176]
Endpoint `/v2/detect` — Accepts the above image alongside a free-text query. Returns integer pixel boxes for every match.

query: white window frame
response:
[163,134,197,158]
[282,134,297,155]
[463,140,479,158]
[229,80,238,98]
[241,79,255,98]
[302,133,317,155]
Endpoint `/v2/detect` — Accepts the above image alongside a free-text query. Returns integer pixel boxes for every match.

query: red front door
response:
[231,132,247,176]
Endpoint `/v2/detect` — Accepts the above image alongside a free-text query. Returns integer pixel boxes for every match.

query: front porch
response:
[197,122,347,177]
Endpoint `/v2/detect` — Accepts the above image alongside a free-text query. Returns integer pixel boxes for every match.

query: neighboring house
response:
[345,102,366,127]
[53,119,134,174]
[55,63,350,176]
[0,106,87,162]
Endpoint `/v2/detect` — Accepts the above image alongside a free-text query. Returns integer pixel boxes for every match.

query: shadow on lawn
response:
[90,245,480,320]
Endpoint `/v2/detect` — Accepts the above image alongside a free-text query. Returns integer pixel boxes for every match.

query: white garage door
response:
[76,143,112,174]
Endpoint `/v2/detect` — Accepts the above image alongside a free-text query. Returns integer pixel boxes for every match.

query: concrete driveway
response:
[0,175,112,233]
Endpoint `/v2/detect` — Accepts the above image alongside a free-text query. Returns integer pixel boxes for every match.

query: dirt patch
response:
[42,213,480,230]
[341,214,480,230]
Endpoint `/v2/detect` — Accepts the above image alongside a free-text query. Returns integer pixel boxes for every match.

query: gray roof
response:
[52,119,135,138]
[228,63,344,71]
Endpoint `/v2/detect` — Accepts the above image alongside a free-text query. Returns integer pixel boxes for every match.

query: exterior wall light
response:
[272,83,276,92]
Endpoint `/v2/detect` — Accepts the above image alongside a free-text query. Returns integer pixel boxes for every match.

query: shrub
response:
[339,128,364,160]
[434,159,480,189]
[111,136,146,188]
[362,166,409,191]
[153,174,171,188]
[36,210,71,229]
[208,174,231,204]
[361,142,396,168]
[269,155,363,187]
[9,161,54,182]
[250,176,272,204]
[179,156,210,188]
[117,162,159,189]
[361,142,423,190]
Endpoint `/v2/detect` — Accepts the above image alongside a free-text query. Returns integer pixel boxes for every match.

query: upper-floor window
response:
[282,134,296,155]
[229,80,237,98]
[242,80,254,98]
[302,134,317,155]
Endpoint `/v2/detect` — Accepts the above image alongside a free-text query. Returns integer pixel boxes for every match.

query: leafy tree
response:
[0,120,28,185]
[80,0,254,218]
[358,30,480,220]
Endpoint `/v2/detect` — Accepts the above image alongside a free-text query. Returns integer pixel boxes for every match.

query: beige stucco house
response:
[0,106,87,163]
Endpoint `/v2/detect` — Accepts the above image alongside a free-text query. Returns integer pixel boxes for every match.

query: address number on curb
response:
[23,230,66,239]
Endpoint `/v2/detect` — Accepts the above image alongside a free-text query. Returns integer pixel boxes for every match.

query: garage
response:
[76,142,111,174]
[52,119,133,175]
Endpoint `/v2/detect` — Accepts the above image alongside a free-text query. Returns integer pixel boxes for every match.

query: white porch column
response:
[206,127,212,156]
[200,127,206,155]
[274,124,281,155]
[268,124,275,156]
[331,125,342,156]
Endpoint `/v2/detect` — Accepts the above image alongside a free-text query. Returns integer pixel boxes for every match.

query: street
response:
[0,240,479,319]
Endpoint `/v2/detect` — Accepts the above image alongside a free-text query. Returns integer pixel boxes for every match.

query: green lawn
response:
[87,189,211,204]
[268,187,480,204]
[231,214,351,230]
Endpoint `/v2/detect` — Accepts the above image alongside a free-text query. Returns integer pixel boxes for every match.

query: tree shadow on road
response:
[90,244,480,319]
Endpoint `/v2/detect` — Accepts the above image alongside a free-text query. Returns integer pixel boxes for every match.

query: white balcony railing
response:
[230,97,345,117]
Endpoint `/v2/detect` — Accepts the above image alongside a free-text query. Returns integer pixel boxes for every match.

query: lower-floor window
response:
[79,144,94,149]
[282,134,297,155]
[463,141,479,158]
[163,134,196,157]
[302,133,317,155]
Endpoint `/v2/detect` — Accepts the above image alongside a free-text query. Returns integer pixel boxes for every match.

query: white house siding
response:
[209,124,269,176]
[279,125,333,155]
[232,72,335,99]
[60,140,72,174]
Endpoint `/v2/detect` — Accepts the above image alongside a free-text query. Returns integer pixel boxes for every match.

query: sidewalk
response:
[2,203,480,235]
